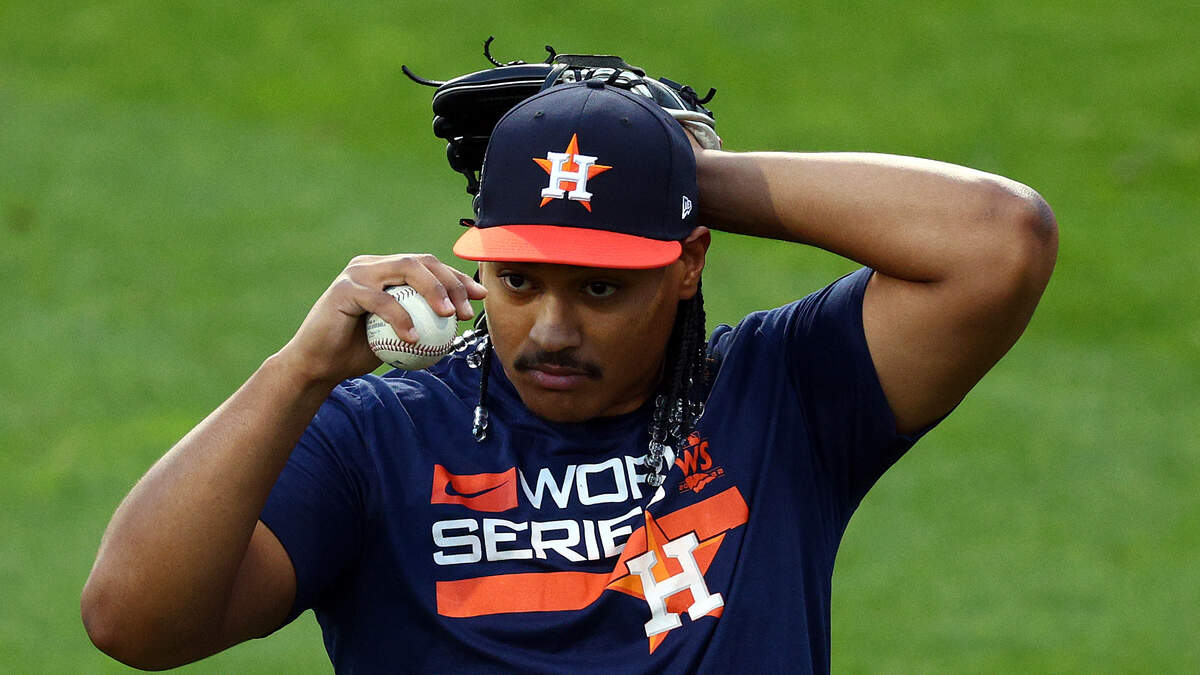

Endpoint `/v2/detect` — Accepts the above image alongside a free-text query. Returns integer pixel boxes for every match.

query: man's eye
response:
[500,274,529,291]
[585,282,617,298]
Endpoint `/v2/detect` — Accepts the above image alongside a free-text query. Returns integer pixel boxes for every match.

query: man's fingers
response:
[343,253,482,322]
[346,255,449,317]
[425,263,477,320]
[454,268,489,300]
[388,262,456,318]
[358,288,418,343]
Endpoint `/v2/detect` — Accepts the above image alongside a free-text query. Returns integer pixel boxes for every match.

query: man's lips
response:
[513,352,603,392]
[527,365,592,391]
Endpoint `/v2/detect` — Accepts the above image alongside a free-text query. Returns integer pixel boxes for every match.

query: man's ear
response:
[677,226,710,300]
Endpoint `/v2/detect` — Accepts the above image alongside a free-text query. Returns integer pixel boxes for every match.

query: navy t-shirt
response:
[261,267,926,673]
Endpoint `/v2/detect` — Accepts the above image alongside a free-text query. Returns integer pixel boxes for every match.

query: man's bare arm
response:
[81,255,485,669]
[695,150,1057,433]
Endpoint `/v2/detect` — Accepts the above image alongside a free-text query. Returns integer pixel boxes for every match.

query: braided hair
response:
[463,281,710,486]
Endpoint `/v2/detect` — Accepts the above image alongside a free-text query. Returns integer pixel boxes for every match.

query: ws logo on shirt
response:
[675,432,725,494]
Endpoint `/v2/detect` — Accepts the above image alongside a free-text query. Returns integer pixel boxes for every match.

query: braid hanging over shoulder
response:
[645,282,709,486]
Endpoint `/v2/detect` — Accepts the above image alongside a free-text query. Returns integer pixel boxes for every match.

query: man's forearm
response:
[695,149,1054,283]
[83,254,485,668]
[82,352,333,661]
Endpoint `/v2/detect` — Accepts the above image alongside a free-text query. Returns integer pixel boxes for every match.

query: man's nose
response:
[528,294,582,353]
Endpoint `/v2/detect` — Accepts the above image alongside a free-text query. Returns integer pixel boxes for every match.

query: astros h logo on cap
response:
[534,133,612,211]
[453,80,699,270]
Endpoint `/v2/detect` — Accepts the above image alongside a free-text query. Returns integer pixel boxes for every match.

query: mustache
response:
[513,350,603,379]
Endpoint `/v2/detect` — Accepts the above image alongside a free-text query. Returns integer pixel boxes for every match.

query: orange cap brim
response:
[453,224,682,269]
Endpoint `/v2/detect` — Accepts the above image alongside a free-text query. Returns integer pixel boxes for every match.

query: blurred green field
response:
[2,1,1197,672]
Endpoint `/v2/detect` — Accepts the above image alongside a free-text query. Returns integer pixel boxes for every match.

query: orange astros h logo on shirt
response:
[533,133,612,211]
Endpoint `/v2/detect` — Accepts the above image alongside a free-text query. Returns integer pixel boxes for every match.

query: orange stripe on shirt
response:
[435,487,749,617]
[437,570,613,617]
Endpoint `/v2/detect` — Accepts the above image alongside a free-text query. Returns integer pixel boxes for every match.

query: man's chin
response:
[519,390,602,424]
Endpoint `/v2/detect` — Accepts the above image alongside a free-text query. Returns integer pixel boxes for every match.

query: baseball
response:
[366,285,459,370]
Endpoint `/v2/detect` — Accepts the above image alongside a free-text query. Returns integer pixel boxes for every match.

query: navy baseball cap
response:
[453,80,698,269]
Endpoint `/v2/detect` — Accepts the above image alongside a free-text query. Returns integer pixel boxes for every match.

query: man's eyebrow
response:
[490,262,661,284]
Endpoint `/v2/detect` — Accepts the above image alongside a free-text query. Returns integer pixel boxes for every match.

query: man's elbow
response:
[979,183,1059,299]
[82,577,176,671]
[82,577,141,668]
[1016,188,1058,271]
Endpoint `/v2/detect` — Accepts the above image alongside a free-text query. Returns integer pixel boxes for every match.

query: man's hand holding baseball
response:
[277,253,486,387]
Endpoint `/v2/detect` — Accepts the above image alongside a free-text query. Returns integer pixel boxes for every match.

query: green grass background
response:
[2,1,1197,672]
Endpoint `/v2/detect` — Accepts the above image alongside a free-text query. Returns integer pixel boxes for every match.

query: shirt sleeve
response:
[716,267,930,510]
[260,381,370,623]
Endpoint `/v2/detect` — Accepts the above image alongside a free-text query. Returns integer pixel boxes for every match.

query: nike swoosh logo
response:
[431,464,518,512]
[444,480,509,500]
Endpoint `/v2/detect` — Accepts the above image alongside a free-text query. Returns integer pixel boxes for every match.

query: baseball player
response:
[82,65,1056,673]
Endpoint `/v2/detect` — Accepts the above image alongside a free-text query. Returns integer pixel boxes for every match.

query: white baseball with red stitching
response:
[366,285,458,370]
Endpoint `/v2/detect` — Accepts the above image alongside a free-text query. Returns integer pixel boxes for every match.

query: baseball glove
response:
[403,37,719,194]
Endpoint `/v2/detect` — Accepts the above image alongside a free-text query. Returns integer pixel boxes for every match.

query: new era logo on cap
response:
[682,195,692,219]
